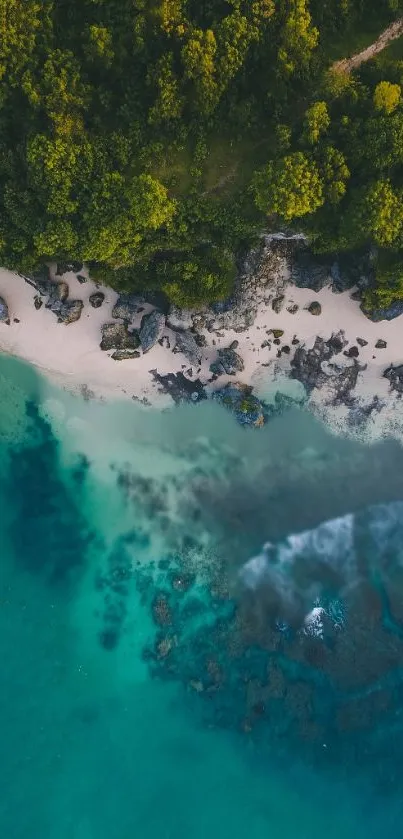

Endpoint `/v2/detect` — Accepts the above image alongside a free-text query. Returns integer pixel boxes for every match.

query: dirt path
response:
[332,16,403,73]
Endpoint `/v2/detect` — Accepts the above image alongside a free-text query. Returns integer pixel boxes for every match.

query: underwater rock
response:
[151,371,206,404]
[100,322,140,352]
[174,330,202,366]
[0,296,9,322]
[89,291,105,308]
[152,594,173,627]
[140,310,166,353]
[210,347,245,376]
[212,382,265,427]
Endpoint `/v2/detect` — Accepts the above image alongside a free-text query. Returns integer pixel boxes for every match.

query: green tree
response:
[373,81,401,115]
[251,152,324,220]
[278,0,319,76]
[303,101,330,144]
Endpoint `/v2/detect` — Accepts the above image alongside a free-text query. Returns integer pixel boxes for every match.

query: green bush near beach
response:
[1,0,403,307]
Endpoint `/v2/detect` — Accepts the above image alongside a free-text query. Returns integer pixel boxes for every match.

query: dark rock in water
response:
[344,346,359,359]
[308,301,322,316]
[99,628,119,651]
[140,310,166,353]
[152,594,173,626]
[0,296,9,322]
[151,370,206,404]
[89,292,105,308]
[56,300,83,324]
[287,304,299,314]
[356,337,368,347]
[111,349,141,361]
[292,248,331,292]
[56,261,83,275]
[112,293,143,321]
[272,295,285,313]
[210,347,245,376]
[174,330,202,365]
[361,300,403,322]
[375,339,387,349]
[100,322,140,352]
[384,365,403,394]
[291,333,361,401]
[212,382,265,427]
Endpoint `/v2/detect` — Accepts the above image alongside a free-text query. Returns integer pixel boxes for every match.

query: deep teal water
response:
[1,354,403,839]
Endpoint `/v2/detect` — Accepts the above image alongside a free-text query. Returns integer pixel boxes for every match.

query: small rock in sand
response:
[344,346,359,358]
[375,339,387,349]
[287,304,299,314]
[34,296,43,310]
[89,292,105,308]
[308,301,322,316]
[269,329,284,339]
[140,310,166,353]
[356,337,368,347]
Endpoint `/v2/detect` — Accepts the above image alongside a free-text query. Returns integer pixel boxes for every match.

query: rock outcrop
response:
[212,382,265,427]
[290,332,362,402]
[100,322,140,352]
[89,292,105,308]
[112,294,143,321]
[0,296,9,322]
[174,330,202,365]
[210,347,245,376]
[140,310,166,353]
[384,365,403,394]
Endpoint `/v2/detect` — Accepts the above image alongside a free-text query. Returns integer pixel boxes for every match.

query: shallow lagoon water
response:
[1,355,403,838]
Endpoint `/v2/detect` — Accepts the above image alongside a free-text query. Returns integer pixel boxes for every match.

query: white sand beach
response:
[0,259,403,439]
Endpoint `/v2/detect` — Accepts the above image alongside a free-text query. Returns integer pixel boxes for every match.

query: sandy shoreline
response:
[0,256,403,439]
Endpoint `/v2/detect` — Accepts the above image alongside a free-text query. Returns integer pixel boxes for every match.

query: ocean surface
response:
[1,354,403,839]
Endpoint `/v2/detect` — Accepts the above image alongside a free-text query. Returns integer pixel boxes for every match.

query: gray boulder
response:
[57,300,84,324]
[46,281,69,312]
[0,296,9,322]
[140,310,166,353]
[210,347,245,376]
[111,349,141,361]
[100,322,140,352]
[292,249,331,292]
[89,292,105,308]
[112,294,143,321]
[308,301,322,316]
[212,383,265,427]
[174,330,202,365]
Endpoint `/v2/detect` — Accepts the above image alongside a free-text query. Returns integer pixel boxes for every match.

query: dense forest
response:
[2,0,403,308]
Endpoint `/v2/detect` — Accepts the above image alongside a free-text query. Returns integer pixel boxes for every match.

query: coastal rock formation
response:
[212,382,265,427]
[151,371,206,403]
[291,248,331,291]
[55,261,83,275]
[140,310,166,353]
[174,330,202,365]
[111,349,141,361]
[290,333,361,401]
[89,292,105,308]
[0,296,9,322]
[112,293,143,321]
[210,347,245,376]
[56,300,84,324]
[361,300,403,322]
[384,365,403,394]
[100,322,140,352]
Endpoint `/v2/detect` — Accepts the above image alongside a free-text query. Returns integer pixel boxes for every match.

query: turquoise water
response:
[1,355,403,839]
